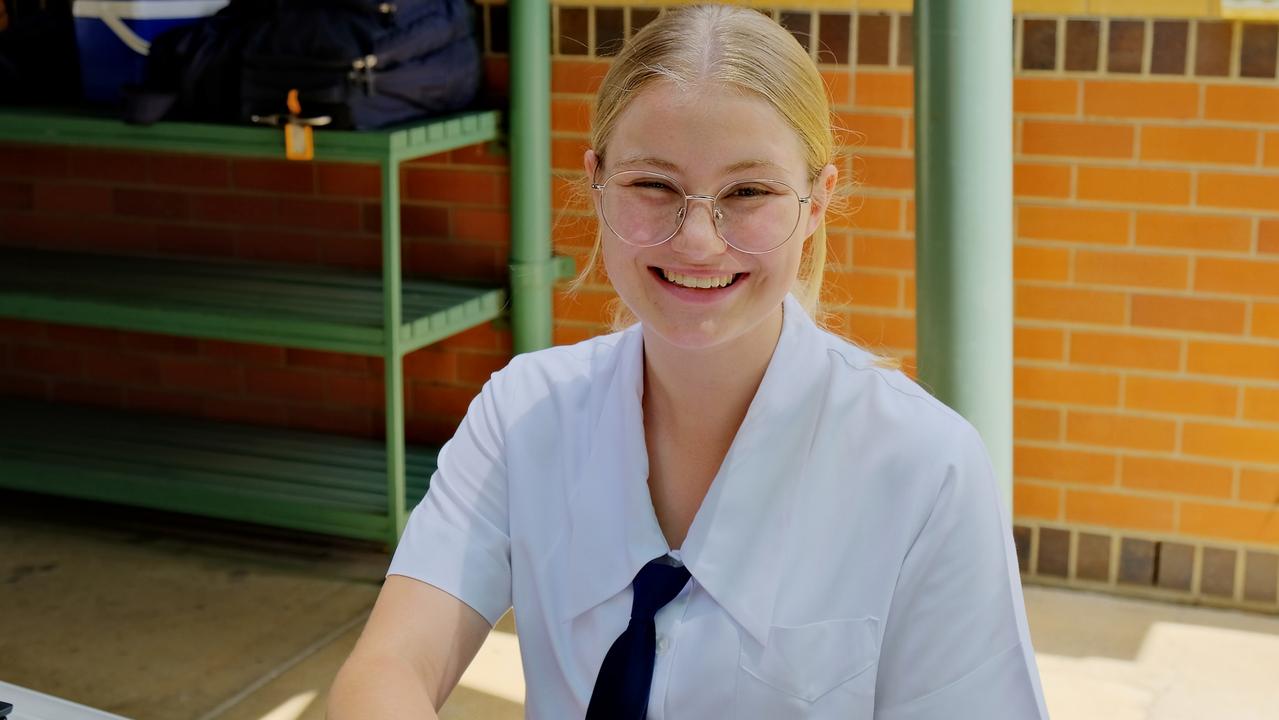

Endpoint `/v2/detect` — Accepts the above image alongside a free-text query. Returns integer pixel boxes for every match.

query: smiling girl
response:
[329,6,1048,719]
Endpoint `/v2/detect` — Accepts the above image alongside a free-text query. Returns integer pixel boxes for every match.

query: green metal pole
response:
[381,157,408,545]
[509,0,555,353]
[913,1,1015,517]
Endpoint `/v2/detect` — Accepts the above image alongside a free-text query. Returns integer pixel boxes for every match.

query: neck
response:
[641,303,785,443]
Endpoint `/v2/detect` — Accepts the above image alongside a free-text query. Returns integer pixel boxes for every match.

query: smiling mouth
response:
[653,267,745,289]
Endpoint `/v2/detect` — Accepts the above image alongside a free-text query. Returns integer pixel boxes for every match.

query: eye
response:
[725,183,776,198]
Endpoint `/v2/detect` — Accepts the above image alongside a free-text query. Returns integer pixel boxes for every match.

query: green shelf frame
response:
[0,399,435,542]
[0,107,576,545]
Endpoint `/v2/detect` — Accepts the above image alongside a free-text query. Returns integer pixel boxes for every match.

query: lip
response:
[649,266,748,303]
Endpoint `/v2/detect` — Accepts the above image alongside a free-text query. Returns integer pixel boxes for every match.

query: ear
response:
[584,148,603,215]
[804,163,839,237]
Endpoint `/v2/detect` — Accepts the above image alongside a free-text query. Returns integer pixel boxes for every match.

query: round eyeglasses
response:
[590,170,812,255]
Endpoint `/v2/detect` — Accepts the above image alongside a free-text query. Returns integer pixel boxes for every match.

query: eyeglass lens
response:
[599,171,803,253]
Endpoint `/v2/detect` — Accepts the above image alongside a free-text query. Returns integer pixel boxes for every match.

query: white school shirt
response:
[388,294,1049,720]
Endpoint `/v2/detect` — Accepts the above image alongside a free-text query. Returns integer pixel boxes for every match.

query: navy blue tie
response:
[585,557,692,720]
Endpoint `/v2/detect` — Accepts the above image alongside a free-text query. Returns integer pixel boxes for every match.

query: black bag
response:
[0,0,80,105]
[127,0,481,130]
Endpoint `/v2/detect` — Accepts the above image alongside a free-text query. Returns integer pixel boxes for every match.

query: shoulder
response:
[482,326,635,419]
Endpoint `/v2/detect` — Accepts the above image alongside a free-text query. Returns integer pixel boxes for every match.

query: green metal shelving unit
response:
[0,107,567,545]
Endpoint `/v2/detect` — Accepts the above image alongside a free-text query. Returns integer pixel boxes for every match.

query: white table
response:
[0,681,130,720]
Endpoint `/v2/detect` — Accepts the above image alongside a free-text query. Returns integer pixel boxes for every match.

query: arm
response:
[873,422,1048,720]
[327,576,492,718]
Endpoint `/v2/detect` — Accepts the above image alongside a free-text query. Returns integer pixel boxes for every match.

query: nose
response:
[670,197,727,259]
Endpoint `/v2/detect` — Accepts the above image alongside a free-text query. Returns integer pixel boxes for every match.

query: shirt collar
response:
[560,295,830,646]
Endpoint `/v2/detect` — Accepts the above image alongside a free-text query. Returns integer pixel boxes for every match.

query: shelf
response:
[0,247,508,356]
[0,107,503,163]
[0,398,435,542]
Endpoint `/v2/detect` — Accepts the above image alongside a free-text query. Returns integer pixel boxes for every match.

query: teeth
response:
[661,269,737,289]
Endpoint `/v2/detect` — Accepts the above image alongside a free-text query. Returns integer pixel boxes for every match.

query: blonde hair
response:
[575,4,839,326]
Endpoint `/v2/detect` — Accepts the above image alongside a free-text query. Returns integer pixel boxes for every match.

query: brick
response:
[201,340,284,366]
[452,208,510,244]
[1015,404,1061,440]
[1118,537,1157,585]
[1263,221,1279,255]
[836,112,907,149]
[46,325,121,348]
[285,349,371,372]
[1075,249,1188,290]
[121,332,200,355]
[1015,366,1121,406]
[1125,376,1238,418]
[316,163,381,199]
[1266,133,1279,168]
[51,381,122,408]
[232,159,315,194]
[840,195,901,232]
[0,180,34,210]
[551,59,610,94]
[1241,468,1279,504]
[1198,172,1279,212]
[1014,245,1070,282]
[1122,455,1235,498]
[1077,166,1192,206]
[1022,120,1134,159]
[1015,444,1117,485]
[245,367,326,403]
[276,198,361,232]
[1016,285,1127,325]
[1077,532,1112,581]
[159,357,243,394]
[326,375,384,410]
[447,144,504,168]
[853,71,913,108]
[555,289,618,324]
[82,353,160,386]
[1014,77,1079,116]
[1195,257,1279,299]
[1083,80,1199,119]
[552,98,593,134]
[188,193,277,225]
[12,344,82,377]
[156,224,235,257]
[855,154,914,190]
[1018,205,1129,245]
[1184,422,1279,464]
[405,168,502,204]
[411,384,480,418]
[1134,212,1252,252]
[33,183,114,214]
[1037,526,1070,576]
[1070,331,1181,370]
[148,155,230,188]
[114,189,188,220]
[1014,525,1033,572]
[1245,551,1279,604]
[1013,163,1072,199]
[1204,85,1279,124]
[399,205,451,238]
[455,353,510,385]
[1201,546,1238,596]
[1014,326,1065,360]
[0,145,69,179]
[825,269,899,308]
[552,137,591,172]
[1156,541,1195,591]
[1067,489,1175,532]
[1067,410,1177,451]
[1255,303,1279,339]
[1187,341,1279,381]
[823,70,852,106]
[1141,126,1259,166]
[553,174,591,214]
[1131,295,1246,335]
[846,312,916,350]
[852,235,914,270]
[1243,387,1279,423]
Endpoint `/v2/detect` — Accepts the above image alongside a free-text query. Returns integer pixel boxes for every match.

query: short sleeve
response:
[874,422,1048,720]
[386,378,512,626]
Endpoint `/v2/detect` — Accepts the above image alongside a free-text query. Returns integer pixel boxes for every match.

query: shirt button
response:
[656,634,670,654]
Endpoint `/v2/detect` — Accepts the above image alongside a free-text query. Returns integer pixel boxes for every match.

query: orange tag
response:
[283,89,314,161]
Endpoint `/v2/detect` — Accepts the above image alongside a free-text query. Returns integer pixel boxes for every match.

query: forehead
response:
[605,80,808,179]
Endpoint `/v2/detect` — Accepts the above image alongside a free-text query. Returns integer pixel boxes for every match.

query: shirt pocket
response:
[735,616,880,720]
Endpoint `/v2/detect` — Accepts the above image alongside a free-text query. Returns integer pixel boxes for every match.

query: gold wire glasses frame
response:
[590,170,813,255]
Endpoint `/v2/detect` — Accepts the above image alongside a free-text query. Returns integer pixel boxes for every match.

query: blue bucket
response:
[73,0,228,103]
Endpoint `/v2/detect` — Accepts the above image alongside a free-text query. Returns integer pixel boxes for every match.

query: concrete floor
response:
[3,490,1279,720]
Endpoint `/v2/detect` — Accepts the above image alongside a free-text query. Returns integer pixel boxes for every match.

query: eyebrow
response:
[612,155,789,175]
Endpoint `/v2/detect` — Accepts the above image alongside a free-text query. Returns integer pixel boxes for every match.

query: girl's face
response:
[586,80,835,354]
